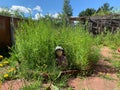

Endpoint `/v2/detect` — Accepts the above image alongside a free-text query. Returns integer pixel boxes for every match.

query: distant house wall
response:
[0,15,20,47]
[0,16,11,47]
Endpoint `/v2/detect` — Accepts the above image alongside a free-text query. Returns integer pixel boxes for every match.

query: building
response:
[0,15,20,47]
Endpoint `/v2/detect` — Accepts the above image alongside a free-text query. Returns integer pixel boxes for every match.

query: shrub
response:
[10,20,100,79]
[94,31,120,49]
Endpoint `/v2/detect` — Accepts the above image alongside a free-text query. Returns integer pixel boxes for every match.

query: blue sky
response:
[0,0,120,18]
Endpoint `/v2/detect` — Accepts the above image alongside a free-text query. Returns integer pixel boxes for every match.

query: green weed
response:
[10,19,100,80]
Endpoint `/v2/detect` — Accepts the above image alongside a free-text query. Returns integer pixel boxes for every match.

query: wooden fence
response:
[69,14,120,34]
[0,14,120,47]
[88,14,120,34]
[0,15,20,47]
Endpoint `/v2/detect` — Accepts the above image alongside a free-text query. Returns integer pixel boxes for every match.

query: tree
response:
[93,3,113,16]
[63,0,73,17]
[62,0,73,26]
[97,3,113,13]
[79,8,96,17]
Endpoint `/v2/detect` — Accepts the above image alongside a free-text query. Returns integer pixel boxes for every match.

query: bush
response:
[10,20,100,79]
[94,31,120,49]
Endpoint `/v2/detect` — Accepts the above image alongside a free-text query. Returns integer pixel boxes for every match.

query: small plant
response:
[0,63,3,67]
[2,61,9,66]
[20,81,41,90]
[99,72,114,80]
[0,58,18,82]
[0,55,3,61]
[8,67,16,72]
[3,74,9,79]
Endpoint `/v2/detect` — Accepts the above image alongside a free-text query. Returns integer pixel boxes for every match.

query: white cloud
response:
[52,13,59,18]
[11,5,31,13]
[74,21,79,25]
[33,5,42,12]
[33,13,44,20]
[0,5,61,20]
[0,7,3,11]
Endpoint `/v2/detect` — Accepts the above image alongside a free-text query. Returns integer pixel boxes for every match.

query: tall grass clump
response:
[10,19,100,79]
[57,26,100,70]
[93,31,120,49]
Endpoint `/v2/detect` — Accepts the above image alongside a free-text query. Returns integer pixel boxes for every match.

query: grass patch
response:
[99,73,115,80]
[93,31,120,49]
[1,18,120,89]
[20,81,41,90]
[10,20,100,78]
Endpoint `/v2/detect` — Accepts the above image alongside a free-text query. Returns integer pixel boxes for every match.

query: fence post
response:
[10,15,15,46]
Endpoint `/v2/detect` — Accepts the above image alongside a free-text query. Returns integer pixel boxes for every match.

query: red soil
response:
[0,79,28,90]
[68,77,119,90]
[68,46,120,90]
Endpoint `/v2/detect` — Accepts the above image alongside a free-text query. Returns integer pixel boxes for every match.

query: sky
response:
[0,0,120,19]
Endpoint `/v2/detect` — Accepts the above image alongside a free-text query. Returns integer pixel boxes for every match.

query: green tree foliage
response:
[97,3,113,13]
[94,3,113,16]
[63,0,73,17]
[78,3,113,17]
[79,8,96,17]
[62,0,73,26]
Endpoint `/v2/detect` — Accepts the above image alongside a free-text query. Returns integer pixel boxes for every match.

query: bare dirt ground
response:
[68,46,120,90]
[0,79,29,90]
[1,46,120,90]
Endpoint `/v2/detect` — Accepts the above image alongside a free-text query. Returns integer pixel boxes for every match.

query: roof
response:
[0,14,21,19]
